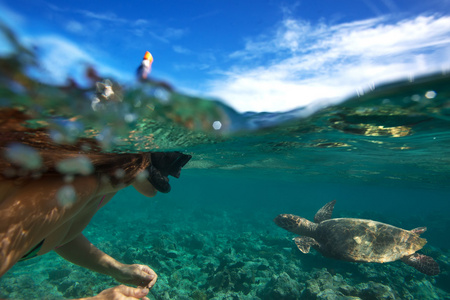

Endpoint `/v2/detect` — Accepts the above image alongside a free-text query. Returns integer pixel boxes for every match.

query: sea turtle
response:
[274,200,440,276]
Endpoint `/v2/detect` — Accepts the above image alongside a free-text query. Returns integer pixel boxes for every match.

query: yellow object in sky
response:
[144,51,153,64]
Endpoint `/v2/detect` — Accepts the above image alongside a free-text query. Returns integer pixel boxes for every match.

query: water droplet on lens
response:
[57,185,76,207]
[212,121,222,130]
[56,156,93,175]
[115,168,125,179]
[411,94,421,102]
[4,143,42,170]
[124,113,137,123]
[136,169,149,182]
[96,127,114,150]
[425,91,436,99]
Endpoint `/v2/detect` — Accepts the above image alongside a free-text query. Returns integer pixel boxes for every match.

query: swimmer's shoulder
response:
[0,175,101,207]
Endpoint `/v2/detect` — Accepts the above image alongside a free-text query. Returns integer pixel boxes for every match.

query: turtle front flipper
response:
[401,253,440,276]
[314,200,336,223]
[293,236,320,254]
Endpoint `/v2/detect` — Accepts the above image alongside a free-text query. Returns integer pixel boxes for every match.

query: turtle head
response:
[274,214,316,236]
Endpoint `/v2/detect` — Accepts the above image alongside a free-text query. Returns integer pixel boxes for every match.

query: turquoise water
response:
[1,26,450,299]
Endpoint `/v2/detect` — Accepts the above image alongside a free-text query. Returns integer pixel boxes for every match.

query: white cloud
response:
[45,3,126,24]
[24,35,130,86]
[163,27,188,39]
[207,14,450,112]
[173,45,191,54]
[45,4,186,43]
[65,20,83,33]
[75,10,126,23]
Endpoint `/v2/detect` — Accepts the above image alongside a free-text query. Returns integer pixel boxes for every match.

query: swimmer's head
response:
[144,51,153,64]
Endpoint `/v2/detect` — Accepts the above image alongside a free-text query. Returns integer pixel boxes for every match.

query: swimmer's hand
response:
[147,152,192,193]
[112,264,157,289]
[86,285,150,300]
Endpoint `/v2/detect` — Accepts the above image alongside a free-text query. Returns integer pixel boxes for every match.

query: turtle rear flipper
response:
[294,236,320,254]
[401,253,440,276]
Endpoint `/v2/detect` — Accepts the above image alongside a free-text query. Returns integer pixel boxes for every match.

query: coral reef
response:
[1,199,448,300]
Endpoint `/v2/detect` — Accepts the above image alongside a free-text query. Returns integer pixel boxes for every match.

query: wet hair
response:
[0,109,151,186]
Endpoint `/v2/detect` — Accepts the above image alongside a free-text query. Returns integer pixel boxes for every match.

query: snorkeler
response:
[136,51,153,81]
[0,117,191,299]
[91,51,152,111]
[135,51,173,91]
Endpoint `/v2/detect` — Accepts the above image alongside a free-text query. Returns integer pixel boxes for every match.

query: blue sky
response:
[1,0,450,112]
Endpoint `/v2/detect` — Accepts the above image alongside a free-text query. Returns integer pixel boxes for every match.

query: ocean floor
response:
[1,185,450,300]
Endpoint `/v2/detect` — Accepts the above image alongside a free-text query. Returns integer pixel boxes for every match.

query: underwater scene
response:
[1,19,450,300]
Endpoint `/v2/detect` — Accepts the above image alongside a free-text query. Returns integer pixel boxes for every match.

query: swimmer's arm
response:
[54,234,124,278]
[54,234,157,289]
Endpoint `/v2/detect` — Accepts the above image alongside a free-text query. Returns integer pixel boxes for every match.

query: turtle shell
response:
[313,218,427,263]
